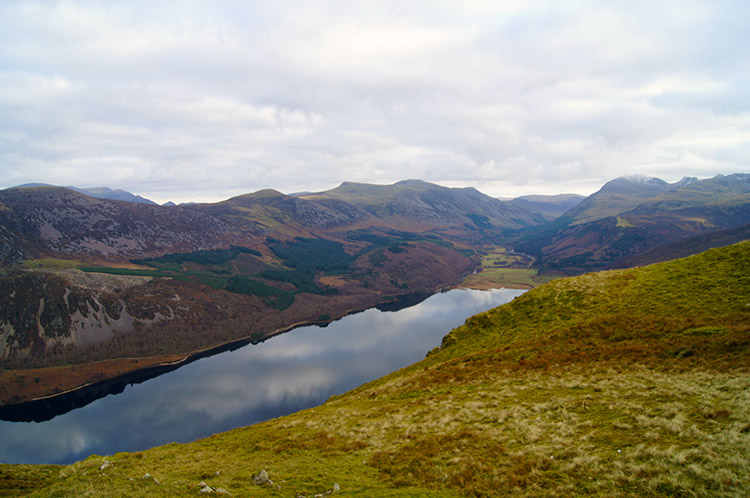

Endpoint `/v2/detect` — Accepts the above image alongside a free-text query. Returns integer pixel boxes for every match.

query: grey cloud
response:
[0,0,747,203]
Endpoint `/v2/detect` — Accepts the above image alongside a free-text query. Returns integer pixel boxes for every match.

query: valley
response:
[1,174,749,410]
[458,247,557,290]
[2,237,747,497]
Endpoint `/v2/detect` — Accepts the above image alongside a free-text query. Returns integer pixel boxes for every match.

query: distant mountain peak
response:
[622,174,657,181]
[10,183,157,205]
[395,179,430,186]
[610,175,668,187]
[14,183,53,188]
[672,176,698,188]
[559,175,671,225]
[253,188,285,196]
[224,189,286,203]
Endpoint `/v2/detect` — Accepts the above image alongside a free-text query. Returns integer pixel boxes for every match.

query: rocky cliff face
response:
[0,271,163,360]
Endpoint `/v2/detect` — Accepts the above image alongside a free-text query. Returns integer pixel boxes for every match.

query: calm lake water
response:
[0,288,524,465]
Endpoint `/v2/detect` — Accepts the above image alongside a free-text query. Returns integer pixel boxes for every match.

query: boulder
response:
[252,469,271,485]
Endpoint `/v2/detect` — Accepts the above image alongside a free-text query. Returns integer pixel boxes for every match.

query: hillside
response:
[192,188,378,237]
[0,180,546,267]
[301,180,545,239]
[12,184,158,205]
[516,174,750,272]
[611,223,750,268]
[0,187,249,265]
[507,193,584,222]
[560,175,679,225]
[5,241,748,497]
[0,239,473,407]
[0,181,507,405]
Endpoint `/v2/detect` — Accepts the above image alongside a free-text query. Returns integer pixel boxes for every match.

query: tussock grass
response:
[3,242,749,497]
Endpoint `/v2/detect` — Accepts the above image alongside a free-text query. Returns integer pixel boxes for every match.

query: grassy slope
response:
[3,242,749,497]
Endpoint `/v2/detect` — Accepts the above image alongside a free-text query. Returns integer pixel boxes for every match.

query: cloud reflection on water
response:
[0,288,523,464]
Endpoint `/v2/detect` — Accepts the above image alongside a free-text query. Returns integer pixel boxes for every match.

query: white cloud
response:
[0,0,747,203]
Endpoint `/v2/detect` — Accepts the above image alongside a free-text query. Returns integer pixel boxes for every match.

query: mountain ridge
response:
[1,174,749,409]
[515,173,750,272]
[2,180,561,265]
[302,179,546,237]
[12,183,158,205]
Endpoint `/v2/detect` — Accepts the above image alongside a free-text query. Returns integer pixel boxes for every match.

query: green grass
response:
[468,267,552,288]
[0,465,60,497]
[5,242,749,497]
[80,267,163,277]
[462,247,555,288]
[615,216,637,228]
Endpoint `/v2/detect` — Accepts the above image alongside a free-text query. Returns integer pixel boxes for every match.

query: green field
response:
[462,247,556,289]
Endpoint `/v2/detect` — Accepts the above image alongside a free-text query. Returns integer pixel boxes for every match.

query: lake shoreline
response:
[0,287,524,465]
[0,291,437,421]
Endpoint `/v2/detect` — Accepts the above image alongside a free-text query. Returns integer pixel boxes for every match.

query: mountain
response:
[2,175,748,407]
[194,188,377,236]
[300,179,545,239]
[13,183,157,205]
[70,186,157,205]
[507,193,584,221]
[611,223,750,268]
[0,186,248,265]
[0,180,547,266]
[516,174,750,272]
[2,180,538,403]
[6,241,749,496]
[560,175,674,225]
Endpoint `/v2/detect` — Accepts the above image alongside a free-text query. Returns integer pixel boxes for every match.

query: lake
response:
[0,288,524,464]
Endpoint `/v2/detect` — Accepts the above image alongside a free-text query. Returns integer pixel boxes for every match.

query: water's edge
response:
[0,291,433,422]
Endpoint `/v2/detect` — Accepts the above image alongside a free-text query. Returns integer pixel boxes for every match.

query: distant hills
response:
[0,186,243,265]
[13,174,747,274]
[13,183,159,205]
[0,180,570,265]
[560,175,694,225]
[515,173,750,271]
[0,174,748,407]
[0,180,551,405]
[507,193,585,221]
[301,179,545,231]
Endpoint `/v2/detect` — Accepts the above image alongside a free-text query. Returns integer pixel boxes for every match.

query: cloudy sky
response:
[1,1,748,203]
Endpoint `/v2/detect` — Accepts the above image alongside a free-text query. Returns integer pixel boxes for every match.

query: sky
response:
[1,1,748,204]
